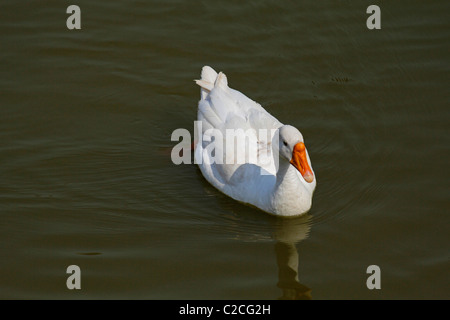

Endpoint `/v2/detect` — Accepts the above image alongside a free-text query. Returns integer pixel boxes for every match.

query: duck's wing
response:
[196,67,281,178]
[195,66,286,210]
[196,66,282,130]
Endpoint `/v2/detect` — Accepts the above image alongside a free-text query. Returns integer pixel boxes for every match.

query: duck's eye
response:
[283,140,288,146]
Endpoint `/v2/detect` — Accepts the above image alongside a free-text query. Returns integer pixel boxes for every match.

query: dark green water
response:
[1,1,448,299]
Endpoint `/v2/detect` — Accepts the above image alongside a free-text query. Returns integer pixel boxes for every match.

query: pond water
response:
[0,0,448,299]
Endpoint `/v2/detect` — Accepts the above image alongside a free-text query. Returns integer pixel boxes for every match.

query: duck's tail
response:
[195,66,227,100]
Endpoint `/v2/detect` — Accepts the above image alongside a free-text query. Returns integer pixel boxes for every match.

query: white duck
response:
[194,66,316,217]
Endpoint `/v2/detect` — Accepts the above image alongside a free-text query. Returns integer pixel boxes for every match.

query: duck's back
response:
[194,66,282,208]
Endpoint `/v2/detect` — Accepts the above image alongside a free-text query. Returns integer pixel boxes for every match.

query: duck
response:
[194,66,316,217]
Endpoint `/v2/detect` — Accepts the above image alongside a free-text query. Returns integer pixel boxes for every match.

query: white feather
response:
[194,66,316,216]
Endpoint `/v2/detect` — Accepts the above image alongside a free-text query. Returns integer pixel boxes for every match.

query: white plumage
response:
[195,66,316,217]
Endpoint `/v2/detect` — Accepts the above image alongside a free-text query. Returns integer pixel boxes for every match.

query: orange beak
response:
[290,142,314,183]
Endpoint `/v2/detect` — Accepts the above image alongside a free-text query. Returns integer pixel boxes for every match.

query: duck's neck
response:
[270,160,312,216]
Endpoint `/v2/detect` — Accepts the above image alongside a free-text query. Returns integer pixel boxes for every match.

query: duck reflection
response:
[197,176,313,299]
[273,215,312,300]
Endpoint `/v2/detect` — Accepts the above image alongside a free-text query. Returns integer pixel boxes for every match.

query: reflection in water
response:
[202,186,313,299]
[273,215,312,300]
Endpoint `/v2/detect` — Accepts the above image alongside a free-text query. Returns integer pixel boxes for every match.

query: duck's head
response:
[277,125,314,183]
